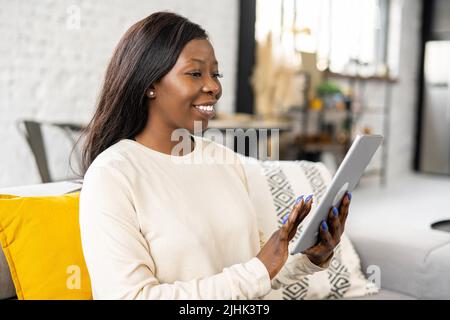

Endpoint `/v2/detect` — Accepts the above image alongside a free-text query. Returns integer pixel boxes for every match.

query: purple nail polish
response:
[305,194,313,203]
[321,220,328,230]
[282,213,289,224]
[332,207,339,217]
[347,192,352,201]
[295,195,304,205]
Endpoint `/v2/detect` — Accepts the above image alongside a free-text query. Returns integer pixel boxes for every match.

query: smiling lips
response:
[192,104,216,120]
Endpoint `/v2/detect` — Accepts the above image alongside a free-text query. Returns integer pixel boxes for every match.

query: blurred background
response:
[0,0,449,197]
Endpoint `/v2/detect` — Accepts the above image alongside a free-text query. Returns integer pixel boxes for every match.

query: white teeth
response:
[195,105,214,111]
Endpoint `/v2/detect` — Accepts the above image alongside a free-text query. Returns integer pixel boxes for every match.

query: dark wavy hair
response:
[79,11,207,175]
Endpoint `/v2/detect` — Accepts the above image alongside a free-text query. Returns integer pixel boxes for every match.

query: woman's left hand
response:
[302,192,352,266]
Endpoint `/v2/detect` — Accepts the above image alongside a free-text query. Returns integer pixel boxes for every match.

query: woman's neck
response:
[135,123,194,156]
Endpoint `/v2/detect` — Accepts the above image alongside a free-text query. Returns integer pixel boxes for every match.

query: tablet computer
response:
[290,134,383,255]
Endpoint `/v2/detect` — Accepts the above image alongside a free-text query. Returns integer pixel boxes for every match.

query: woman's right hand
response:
[256,195,313,280]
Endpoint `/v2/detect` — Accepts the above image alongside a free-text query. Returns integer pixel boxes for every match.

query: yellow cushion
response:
[0,193,92,299]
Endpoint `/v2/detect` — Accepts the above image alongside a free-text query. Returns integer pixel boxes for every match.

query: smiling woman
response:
[81,12,221,169]
[78,11,344,300]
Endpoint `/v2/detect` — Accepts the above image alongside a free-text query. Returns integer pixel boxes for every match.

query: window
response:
[255,0,390,77]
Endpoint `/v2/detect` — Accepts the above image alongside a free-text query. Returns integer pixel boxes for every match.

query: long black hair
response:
[80,11,207,175]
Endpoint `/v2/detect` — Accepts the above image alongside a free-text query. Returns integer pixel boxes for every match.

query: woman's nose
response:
[202,77,221,96]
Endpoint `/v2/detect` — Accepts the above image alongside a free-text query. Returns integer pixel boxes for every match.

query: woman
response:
[79,11,351,300]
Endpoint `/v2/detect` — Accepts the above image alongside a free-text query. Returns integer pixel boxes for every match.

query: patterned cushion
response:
[240,158,379,299]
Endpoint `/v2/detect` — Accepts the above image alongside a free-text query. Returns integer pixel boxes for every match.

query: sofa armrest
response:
[347,218,450,299]
[0,180,82,196]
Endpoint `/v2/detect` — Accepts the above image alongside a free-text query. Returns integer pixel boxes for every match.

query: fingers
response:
[282,194,310,225]
[288,195,304,225]
[327,206,342,238]
[325,192,351,243]
[302,195,352,263]
[302,220,333,258]
[282,194,314,240]
[298,195,313,221]
[339,192,351,226]
[281,196,302,228]
[288,199,310,240]
[280,198,301,237]
[318,220,333,250]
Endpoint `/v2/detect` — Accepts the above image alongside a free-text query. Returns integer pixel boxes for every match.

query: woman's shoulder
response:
[86,139,136,176]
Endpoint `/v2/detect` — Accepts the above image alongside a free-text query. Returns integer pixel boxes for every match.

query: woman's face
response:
[150,39,222,133]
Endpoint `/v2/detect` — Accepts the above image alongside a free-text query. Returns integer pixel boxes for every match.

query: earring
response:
[148,90,155,97]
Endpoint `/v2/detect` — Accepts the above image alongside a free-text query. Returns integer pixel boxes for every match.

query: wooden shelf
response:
[324,70,397,83]
[299,107,385,115]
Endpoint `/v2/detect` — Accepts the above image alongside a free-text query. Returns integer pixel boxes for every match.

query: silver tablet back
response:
[290,134,384,255]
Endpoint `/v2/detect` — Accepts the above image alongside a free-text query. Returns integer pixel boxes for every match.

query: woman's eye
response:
[187,72,223,79]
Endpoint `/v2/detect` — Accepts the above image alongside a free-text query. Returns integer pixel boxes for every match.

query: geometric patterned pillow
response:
[259,160,379,299]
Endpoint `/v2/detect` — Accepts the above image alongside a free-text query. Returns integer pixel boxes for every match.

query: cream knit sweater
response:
[79,135,327,299]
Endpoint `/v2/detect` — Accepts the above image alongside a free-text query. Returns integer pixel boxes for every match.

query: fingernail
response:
[321,220,328,230]
[295,195,304,205]
[282,213,289,224]
[332,207,339,217]
[347,192,352,201]
[305,194,313,203]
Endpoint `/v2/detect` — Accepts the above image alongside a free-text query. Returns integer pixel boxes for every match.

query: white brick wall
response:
[0,0,239,187]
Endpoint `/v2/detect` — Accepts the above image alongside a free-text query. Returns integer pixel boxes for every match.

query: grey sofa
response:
[345,198,450,300]
[1,160,449,300]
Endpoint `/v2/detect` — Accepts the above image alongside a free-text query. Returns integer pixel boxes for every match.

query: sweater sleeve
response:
[257,230,333,290]
[234,155,331,289]
[79,165,271,300]
[271,241,333,290]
